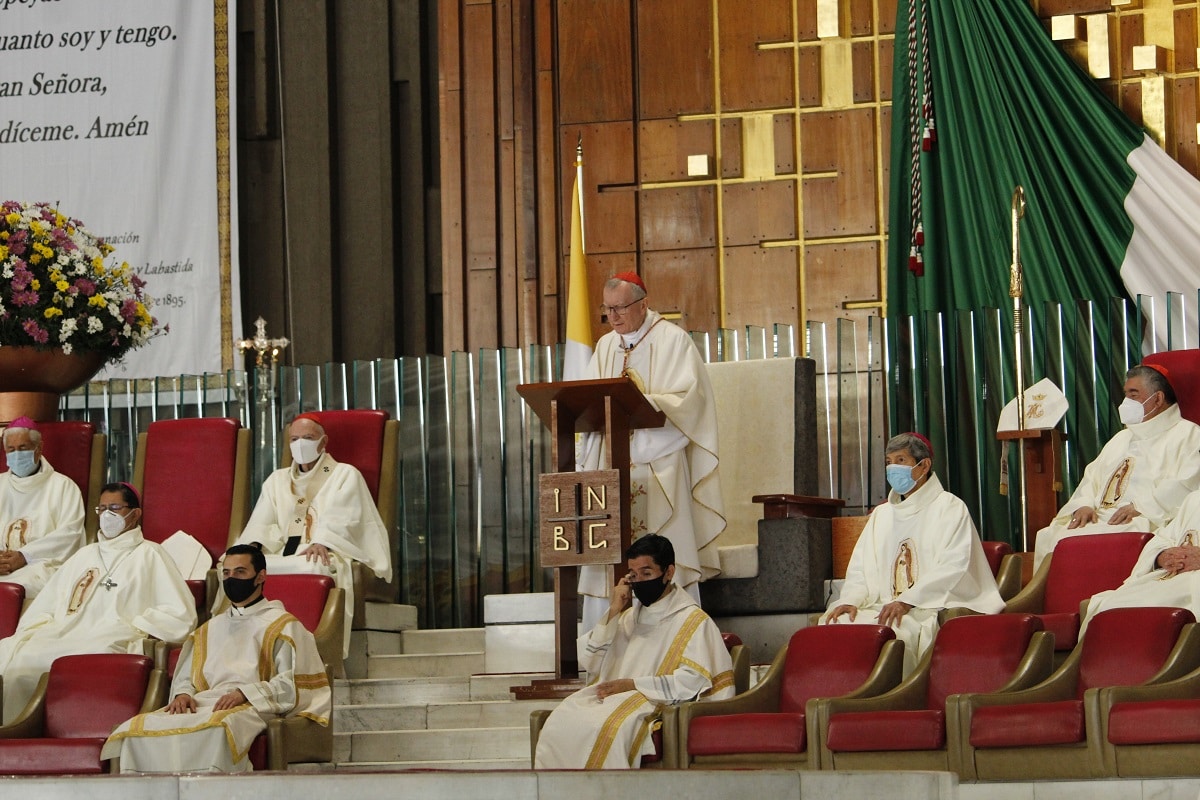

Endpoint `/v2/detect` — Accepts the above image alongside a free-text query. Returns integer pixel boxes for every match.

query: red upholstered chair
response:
[133,417,252,623]
[1004,532,1154,655]
[0,581,23,640]
[1097,657,1200,777]
[676,624,904,769]
[981,540,1023,601]
[0,654,164,774]
[816,613,1054,774]
[0,421,105,541]
[282,410,398,623]
[1143,350,1200,425]
[263,574,345,680]
[958,606,1200,780]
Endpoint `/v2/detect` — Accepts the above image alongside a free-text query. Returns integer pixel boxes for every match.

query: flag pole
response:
[1009,185,1028,551]
[575,135,585,252]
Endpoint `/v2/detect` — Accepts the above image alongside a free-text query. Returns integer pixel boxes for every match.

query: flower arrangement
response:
[0,200,162,360]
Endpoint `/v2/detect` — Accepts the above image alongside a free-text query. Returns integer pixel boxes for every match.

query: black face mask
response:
[630,575,669,606]
[223,575,260,604]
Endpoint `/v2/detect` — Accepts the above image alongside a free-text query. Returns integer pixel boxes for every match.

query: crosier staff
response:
[1010,185,1029,550]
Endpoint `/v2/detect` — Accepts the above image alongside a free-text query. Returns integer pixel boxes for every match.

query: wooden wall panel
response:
[1173,78,1198,176]
[561,122,638,254]
[642,248,719,334]
[640,186,717,251]
[580,252,637,341]
[775,114,796,175]
[439,0,465,353]
[462,3,499,351]
[878,0,897,35]
[797,0,818,40]
[720,120,741,177]
[1032,0,1112,17]
[722,245,800,333]
[722,181,797,246]
[879,38,894,101]
[1176,9,1198,73]
[558,0,634,123]
[637,0,714,118]
[1119,14,1144,80]
[1122,83,1144,127]
[805,242,880,324]
[719,0,795,111]
[850,0,874,36]
[852,41,875,103]
[801,109,878,237]
[799,47,822,107]
[638,119,715,182]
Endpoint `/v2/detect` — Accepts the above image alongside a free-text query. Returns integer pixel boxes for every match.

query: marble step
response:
[335,698,561,732]
[339,725,530,762]
[335,672,554,705]
[334,758,529,772]
[366,651,486,679]
[401,627,485,654]
[362,603,419,632]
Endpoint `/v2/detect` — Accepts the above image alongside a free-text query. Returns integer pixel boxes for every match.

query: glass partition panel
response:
[688,330,711,362]
[862,314,887,510]
[351,360,378,409]
[745,325,767,360]
[806,320,834,498]
[398,356,431,622]
[476,349,506,611]
[775,323,795,358]
[423,355,454,629]
[449,351,478,628]
[525,345,555,593]
[716,328,738,363]
[323,362,349,411]
[501,347,533,595]
[1166,291,1187,351]
[297,364,324,414]
[834,317,865,508]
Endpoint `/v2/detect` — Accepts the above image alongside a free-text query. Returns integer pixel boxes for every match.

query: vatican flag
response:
[562,146,593,381]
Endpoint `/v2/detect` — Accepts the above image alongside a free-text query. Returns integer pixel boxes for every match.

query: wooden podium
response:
[514,377,664,697]
[997,427,1063,553]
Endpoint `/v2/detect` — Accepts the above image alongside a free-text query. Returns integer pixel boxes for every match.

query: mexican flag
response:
[889,0,1200,343]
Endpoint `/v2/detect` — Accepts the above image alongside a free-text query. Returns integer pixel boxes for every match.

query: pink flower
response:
[72,278,96,296]
[119,298,138,324]
[21,319,48,344]
[11,290,39,307]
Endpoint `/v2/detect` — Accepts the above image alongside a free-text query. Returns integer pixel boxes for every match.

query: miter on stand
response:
[997,377,1069,554]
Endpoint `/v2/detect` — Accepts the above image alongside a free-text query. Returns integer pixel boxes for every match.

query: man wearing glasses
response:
[0,482,196,723]
[0,416,85,598]
[577,272,725,630]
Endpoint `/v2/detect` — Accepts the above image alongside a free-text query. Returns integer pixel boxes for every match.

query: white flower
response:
[60,341,73,354]
[87,316,103,333]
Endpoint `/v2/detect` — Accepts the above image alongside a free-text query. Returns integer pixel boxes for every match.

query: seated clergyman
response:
[822,432,1004,675]
[0,482,195,724]
[0,416,86,598]
[1033,364,1200,569]
[233,413,392,655]
[103,544,331,773]
[534,534,734,769]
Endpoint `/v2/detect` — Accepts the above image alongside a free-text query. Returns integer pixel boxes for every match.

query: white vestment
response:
[102,598,332,773]
[577,310,725,627]
[822,474,1004,675]
[0,458,85,598]
[1034,404,1200,568]
[0,527,196,723]
[534,586,734,769]
[235,453,392,655]
[1081,490,1200,634]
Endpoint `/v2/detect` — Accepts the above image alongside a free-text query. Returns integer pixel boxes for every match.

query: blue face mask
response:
[886,463,920,495]
[6,450,37,479]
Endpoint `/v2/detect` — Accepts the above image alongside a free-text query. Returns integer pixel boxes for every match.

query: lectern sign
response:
[539,470,622,567]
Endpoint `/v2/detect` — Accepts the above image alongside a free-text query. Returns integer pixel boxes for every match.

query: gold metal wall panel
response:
[718,0,795,111]
[637,0,715,118]
[638,119,716,182]
[822,39,855,108]
[722,180,799,246]
[801,109,879,237]
[1086,13,1114,79]
[722,245,801,333]
[560,122,638,254]
[817,0,842,39]
[642,248,720,335]
[558,0,634,124]
[742,114,778,180]
[639,185,718,251]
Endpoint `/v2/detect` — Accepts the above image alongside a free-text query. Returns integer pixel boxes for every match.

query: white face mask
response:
[290,437,323,466]
[1118,396,1153,426]
[98,509,129,539]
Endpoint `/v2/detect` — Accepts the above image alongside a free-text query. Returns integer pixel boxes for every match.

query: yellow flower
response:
[29,254,41,265]
[0,245,7,260]
[29,220,44,236]
[89,295,108,308]
[30,279,40,290]
[56,280,69,292]
[43,307,63,318]
[4,212,18,225]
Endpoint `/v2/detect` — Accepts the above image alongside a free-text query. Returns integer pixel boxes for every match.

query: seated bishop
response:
[1033,364,1200,569]
[234,413,392,655]
[822,432,1004,675]
[0,417,86,598]
[103,544,331,773]
[0,482,196,723]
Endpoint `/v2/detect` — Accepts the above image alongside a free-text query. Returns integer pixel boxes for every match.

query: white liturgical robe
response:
[534,586,734,769]
[103,598,332,773]
[1081,490,1200,633]
[577,310,725,625]
[1034,404,1200,568]
[822,474,1004,674]
[0,527,196,723]
[0,458,85,597]
[235,453,392,654]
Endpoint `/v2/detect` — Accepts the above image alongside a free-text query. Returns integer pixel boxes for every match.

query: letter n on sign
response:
[539,470,622,567]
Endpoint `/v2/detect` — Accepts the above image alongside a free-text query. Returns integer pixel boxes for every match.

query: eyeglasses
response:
[95,504,130,514]
[599,298,644,317]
